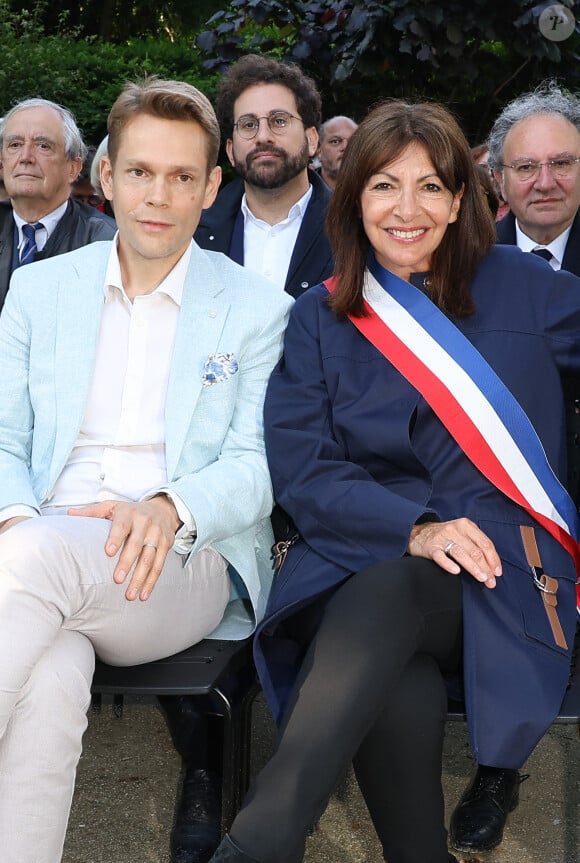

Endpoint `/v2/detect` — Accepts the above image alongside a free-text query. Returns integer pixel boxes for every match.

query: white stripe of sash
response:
[364,271,570,535]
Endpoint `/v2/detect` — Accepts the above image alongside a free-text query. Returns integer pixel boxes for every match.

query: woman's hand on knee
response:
[407,518,502,588]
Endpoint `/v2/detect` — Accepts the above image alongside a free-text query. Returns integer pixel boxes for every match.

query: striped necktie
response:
[19,222,43,266]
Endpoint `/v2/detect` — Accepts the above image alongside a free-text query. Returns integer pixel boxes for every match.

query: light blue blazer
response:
[0,240,293,638]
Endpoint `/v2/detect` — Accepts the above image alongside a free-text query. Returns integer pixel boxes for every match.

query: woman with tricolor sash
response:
[208,102,580,863]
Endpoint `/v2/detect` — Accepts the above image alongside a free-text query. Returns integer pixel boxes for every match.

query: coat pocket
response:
[475,516,577,657]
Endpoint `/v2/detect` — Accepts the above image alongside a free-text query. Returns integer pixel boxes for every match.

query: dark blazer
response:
[194,169,334,299]
[259,245,580,770]
[497,210,580,502]
[0,198,116,310]
[496,209,580,276]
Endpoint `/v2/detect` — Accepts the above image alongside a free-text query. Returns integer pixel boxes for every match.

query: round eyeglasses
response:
[501,156,580,182]
[233,111,305,140]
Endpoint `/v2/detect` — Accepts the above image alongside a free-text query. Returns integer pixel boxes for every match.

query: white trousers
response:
[0,514,230,863]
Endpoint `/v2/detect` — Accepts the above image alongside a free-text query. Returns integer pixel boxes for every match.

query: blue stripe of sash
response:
[367,253,580,539]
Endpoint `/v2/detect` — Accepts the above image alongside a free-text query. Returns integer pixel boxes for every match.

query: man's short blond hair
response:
[107,77,220,175]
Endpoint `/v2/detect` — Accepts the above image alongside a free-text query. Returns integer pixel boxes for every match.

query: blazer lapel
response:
[52,254,107,482]
[0,211,15,310]
[165,244,230,476]
[562,210,580,276]
[284,171,333,296]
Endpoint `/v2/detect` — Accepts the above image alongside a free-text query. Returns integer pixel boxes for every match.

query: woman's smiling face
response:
[360,141,463,281]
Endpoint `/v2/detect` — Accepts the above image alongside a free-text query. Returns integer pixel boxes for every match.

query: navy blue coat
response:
[496,211,580,502]
[194,169,334,299]
[259,244,580,769]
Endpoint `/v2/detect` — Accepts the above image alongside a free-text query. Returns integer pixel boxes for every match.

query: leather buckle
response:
[531,565,557,595]
[520,525,568,650]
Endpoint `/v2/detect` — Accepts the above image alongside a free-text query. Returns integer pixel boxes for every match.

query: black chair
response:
[90,637,259,830]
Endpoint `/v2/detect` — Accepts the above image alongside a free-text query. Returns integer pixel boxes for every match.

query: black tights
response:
[231,557,463,863]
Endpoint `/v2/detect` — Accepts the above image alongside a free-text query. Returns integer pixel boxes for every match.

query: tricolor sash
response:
[324,254,580,609]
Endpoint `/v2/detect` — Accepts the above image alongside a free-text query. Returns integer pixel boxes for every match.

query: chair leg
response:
[218,684,258,832]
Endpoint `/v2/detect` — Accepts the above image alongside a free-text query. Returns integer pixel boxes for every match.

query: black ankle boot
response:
[170,767,222,863]
[449,764,525,853]
[209,835,260,862]
[158,697,224,863]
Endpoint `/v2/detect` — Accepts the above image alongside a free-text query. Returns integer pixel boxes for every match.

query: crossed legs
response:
[228,557,462,863]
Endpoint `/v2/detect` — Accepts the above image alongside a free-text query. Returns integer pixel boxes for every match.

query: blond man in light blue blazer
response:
[0,78,292,863]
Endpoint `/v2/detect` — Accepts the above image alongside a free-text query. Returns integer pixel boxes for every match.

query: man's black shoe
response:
[171,767,222,863]
[449,765,524,853]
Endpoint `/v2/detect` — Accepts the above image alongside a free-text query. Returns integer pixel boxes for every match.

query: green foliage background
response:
[0,1,221,145]
[1,1,580,146]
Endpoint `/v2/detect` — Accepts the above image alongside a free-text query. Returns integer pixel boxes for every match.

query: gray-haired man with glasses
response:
[489,81,580,263]
[449,80,580,858]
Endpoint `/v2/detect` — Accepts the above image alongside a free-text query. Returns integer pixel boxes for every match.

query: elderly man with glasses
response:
[449,80,580,858]
[0,98,116,311]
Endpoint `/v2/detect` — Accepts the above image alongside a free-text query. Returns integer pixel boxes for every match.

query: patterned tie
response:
[531,247,553,263]
[19,222,43,266]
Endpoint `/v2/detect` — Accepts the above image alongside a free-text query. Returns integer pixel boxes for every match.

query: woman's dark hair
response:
[327,100,496,318]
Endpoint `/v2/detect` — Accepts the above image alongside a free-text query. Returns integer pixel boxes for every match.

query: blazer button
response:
[301,281,309,289]
[209,235,215,241]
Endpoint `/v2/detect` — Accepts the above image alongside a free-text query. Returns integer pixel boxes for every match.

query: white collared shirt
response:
[515,221,572,271]
[241,185,313,290]
[13,199,69,255]
[2,239,196,548]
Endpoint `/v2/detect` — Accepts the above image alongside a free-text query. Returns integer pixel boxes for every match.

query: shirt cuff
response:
[141,489,197,554]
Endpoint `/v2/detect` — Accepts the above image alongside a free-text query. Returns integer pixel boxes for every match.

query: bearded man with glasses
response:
[448,80,580,858]
[193,53,334,300]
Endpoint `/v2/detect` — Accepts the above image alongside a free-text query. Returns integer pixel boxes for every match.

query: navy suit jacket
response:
[496,209,580,276]
[194,169,334,298]
[260,245,580,769]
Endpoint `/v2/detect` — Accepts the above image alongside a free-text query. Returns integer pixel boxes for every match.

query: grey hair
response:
[0,98,87,161]
[487,81,580,170]
[90,135,109,198]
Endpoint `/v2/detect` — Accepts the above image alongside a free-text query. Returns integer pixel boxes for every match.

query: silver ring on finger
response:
[443,540,456,555]
[143,542,158,551]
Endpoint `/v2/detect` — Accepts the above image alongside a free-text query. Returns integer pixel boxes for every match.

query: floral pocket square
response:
[202,352,239,387]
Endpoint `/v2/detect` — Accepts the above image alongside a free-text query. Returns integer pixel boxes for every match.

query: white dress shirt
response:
[515,221,572,271]
[2,238,196,549]
[13,200,69,254]
[241,185,313,289]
